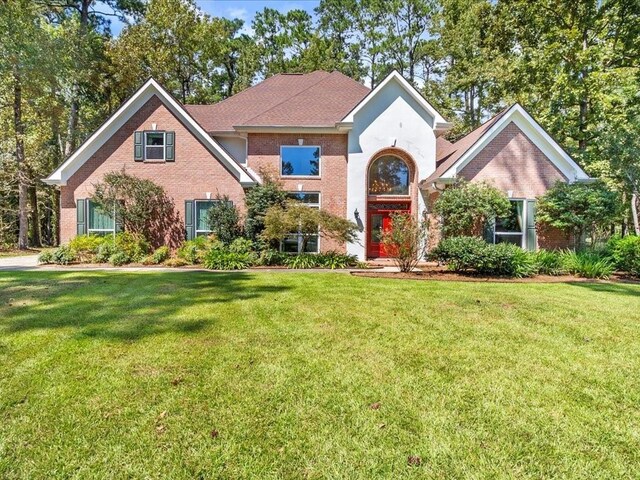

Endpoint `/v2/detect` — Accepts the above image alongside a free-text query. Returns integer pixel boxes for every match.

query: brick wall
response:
[247,133,349,252]
[60,95,246,246]
[459,122,567,199]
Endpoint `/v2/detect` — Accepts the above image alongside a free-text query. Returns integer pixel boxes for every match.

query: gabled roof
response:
[339,71,452,132]
[44,79,257,187]
[185,71,370,132]
[422,104,591,186]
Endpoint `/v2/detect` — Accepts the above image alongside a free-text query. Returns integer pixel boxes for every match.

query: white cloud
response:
[226,7,248,20]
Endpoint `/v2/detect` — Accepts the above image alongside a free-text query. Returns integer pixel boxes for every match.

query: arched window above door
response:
[368,155,410,195]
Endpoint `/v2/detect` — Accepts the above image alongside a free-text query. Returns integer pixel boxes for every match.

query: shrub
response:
[90,170,182,246]
[47,245,76,265]
[315,251,358,269]
[433,181,511,238]
[109,251,130,266]
[203,249,253,270]
[284,253,319,269]
[607,235,640,276]
[561,250,614,279]
[533,250,566,276]
[151,246,170,264]
[206,195,242,244]
[177,236,219,264]
[95,242,116,263]
[381,212,428,273]
[244,173,288,242]
[164,257,189,268]
[228,237,254,255]
[256,249,288,266]
[431,237,536,278]
[112,232,150,262]
[431,236,488,271]
[38,250,55,264]
[69,235,108,255]
[537,180,620,247]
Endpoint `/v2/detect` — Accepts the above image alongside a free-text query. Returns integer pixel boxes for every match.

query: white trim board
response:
[438,104,590,182]
[340,70,452,133]
[44,78,257,187]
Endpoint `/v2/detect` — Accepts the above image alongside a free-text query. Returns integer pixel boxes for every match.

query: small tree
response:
[244,171,288,242]
[536,180,621,247]
[261,201,359,253]
[381,212,428,273]
[90,170,181,247]
[433,181,511,238]
[206,194,241,244]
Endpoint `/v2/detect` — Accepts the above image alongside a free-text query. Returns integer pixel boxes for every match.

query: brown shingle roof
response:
[184,71,370,132]
[422,107,512,185]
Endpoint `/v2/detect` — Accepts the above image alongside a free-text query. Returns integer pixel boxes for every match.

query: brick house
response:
[44,70,590,259]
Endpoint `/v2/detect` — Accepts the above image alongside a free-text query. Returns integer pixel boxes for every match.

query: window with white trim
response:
[87,200,115,236]
[145,132,165,160]
[494,199,525,247]
[281,146,320,176]
[283,192,320,253]
[195,200,217,237]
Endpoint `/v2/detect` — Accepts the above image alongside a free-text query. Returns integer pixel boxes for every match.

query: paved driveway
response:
[0,255,39,270]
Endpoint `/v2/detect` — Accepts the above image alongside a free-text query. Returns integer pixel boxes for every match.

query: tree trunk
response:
[13,70,29,250]
[578,30,589,151]
[29,184,41,247]
[631,191,640,235]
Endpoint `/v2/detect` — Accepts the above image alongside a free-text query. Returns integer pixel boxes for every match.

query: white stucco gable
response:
[343,71,451,259]
[44,78,256,187]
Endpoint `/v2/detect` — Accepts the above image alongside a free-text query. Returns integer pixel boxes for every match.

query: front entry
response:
[367,201,411,258]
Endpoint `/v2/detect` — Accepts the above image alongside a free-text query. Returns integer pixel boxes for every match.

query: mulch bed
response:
[352,264,640,284]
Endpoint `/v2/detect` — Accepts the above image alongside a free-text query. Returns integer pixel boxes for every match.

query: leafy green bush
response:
[151,246,170,264]
[164,257,189,268]
[48,245,76,265]
[431,236,536,278]
[315,251,358,269]
[95,242,116,263]
[533,249,566,276]
[256,249,288,266]
[69,235,105,254]
[561,250,614,279]
[228,237,254,255]
[38,250,55,264]
[206,195,242,244]
[109,251,130,266]
[112,232,149,262]
[607,235,640,276]
[284,253,319,269]
[430,236,488,271]
[177,236,219,264]
[203,249,253,270]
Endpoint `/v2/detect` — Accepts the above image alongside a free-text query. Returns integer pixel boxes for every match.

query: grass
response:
[1,271,640,479]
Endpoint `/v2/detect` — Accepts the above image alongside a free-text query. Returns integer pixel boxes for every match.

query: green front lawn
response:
[1,271,639,479]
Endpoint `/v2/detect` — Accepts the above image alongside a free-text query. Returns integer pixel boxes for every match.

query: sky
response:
[105,0,320,36]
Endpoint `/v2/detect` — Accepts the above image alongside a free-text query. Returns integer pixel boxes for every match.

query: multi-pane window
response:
[368,155,410,195]
[195,200,216,237]
[145,132,165,160]
[281,146,320,176]
[283,192,320,253]
[87,201,115,236]
[494,199,525,247]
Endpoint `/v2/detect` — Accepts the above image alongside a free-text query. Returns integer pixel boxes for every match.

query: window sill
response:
[281,175,321,180]
[143,159,166,164]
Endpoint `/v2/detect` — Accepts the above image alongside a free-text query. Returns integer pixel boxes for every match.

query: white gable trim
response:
[44,78,256,187]
[438,104,590,182]
[339,70,452,132]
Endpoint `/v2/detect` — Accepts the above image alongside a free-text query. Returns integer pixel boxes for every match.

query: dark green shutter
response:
[165,131,175,161]
[76,199,87,235]
[134,131,143,161]
[526,200,537,251]
[185,200,194,240]
[483,218,495,244]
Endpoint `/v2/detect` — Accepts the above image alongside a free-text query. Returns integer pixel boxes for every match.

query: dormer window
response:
[145,132,165,160]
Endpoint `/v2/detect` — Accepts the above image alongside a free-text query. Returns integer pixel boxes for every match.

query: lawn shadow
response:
[565,281,640,298]
[0,271,287,342]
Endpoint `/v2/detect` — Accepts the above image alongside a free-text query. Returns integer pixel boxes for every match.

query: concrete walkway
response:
[0,254,39,270]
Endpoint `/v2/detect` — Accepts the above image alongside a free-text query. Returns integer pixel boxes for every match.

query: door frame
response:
[366,200,411,258]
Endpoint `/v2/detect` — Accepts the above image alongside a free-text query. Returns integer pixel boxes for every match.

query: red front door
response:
[368,212,394,258]
[367,201,411,258]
